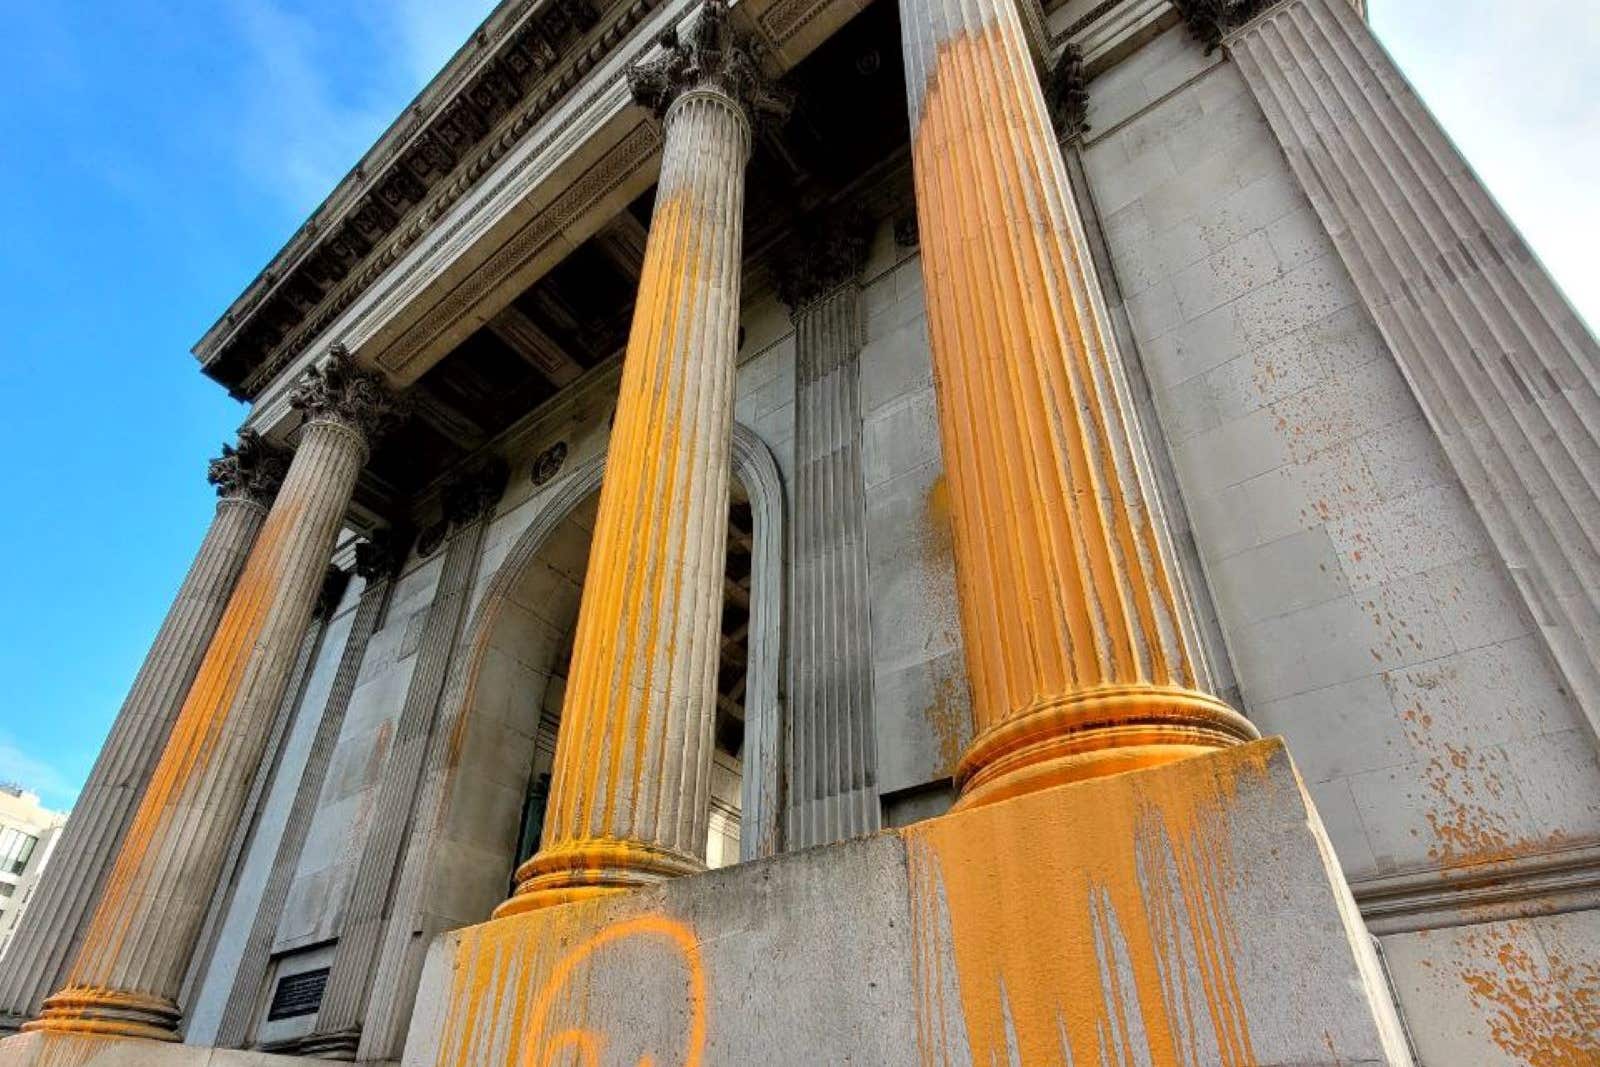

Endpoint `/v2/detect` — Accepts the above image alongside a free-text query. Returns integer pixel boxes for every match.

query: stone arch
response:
[359,422,785,1059]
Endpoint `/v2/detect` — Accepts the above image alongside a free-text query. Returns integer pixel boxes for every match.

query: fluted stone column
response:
[1196,0,1600,740]
[28,349,402,1042]
[498,0,786,916]
[897,0,1257,808]
[212,532,402,1049]
[180,563,346,1018]
[303,463,504,1059]
[780,223,881,847]
[0,435,284,1032]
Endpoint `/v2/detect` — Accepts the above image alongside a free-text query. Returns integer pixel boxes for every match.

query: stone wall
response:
[1077,20,1600,1060]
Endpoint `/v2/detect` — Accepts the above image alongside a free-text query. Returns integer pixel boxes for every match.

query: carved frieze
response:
[207,430,289,505]
[626,0,793,126]
[288,345,409,445]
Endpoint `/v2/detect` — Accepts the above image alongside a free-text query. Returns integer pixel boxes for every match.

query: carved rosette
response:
[288,344,408,450]
[441,458,509,529]
[777,214,872,313]
[207,430,288,506]
[1172,0,1273,51]
[625,0,792,135]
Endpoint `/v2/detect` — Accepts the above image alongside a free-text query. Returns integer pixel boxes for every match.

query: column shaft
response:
[786,278,880,847]
[897,0,1256,806]
[213,549,394,1049]
[500,48,763,914]
[0,439,279,1031]
[307,467,500,1058]
[29,355,392,1040]
[1224,0,1600,739]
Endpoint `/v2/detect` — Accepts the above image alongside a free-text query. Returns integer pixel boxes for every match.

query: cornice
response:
[1351,842,1600,935]
[193,0,663,401]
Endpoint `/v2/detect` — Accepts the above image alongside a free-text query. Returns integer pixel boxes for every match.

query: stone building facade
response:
[2,0,1597,1064]
[0,788,67,962]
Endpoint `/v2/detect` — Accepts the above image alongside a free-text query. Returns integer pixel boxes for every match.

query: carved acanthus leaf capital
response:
[354,526,410,581]
[442,458,510,528]
[208,430,289,505]
[777,213,872,312]
[1172,0,1273,51]
[289,344,409,446]
[626,0,792,128]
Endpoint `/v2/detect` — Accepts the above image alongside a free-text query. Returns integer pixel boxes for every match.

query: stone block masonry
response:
[400,740,1408,1066]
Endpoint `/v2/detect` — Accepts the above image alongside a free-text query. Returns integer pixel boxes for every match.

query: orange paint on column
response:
[498,0,784,914]
[897,0,1254,805]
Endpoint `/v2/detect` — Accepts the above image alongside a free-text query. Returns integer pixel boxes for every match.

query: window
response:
[0,882,14,898]
[266,968,329,1021]
[0,829,38,876]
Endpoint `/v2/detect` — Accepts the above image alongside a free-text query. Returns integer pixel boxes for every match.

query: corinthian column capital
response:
[776,213,872,314]
[441,458,509,529]
[626,0,792,133]
[1172,0,1276,51]
[289,344,408,450]
[207,430,288,507]
[354,527,409,582]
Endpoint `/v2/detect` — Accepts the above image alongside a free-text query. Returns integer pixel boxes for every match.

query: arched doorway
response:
[359,424,785,1058]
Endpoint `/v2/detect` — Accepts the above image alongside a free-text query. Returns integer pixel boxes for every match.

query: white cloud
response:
[0,735,76,812]
[222,0,399,214]
[218,0,497,219]
[376,0,498,89]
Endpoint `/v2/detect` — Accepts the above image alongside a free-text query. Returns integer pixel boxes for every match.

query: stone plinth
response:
[0,1031,326,1067]
[402,739,1409,1066]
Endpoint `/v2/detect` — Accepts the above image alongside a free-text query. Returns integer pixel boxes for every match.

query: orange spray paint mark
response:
[906,745,1273,1065]
[434,907,705,1067]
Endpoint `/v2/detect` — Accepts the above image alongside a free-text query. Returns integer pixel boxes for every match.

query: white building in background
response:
[0,787,66,961]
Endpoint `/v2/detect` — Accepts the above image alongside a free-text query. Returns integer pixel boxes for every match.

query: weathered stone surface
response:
[401,740,1407,1066]
[1228,0,1600,744]
[782,225,880,849]
[1081,24,1600,894]
[27,357,394,1041]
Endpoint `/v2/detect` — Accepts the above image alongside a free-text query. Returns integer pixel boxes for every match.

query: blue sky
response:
[0,1,1595,814]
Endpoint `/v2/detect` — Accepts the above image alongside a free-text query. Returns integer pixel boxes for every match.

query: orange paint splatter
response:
[1457,926,1600,1067]
[433,906,705,1067]
[906,743,1274,1065]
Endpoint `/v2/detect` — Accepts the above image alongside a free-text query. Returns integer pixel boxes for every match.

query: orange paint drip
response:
[906,745,1273,1065]
[905,11,1254,806]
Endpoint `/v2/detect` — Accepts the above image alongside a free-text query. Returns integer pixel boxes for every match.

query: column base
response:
[954,683,1259,808]
[265,1026,361,1060]
[494,838,706,918]
[23,988,180,1043]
